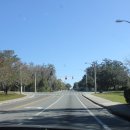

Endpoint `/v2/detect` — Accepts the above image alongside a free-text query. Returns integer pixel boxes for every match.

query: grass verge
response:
[0,92,25,102]
[93,91,126,103]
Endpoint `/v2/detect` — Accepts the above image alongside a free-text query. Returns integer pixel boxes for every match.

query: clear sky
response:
[0,0,130,86]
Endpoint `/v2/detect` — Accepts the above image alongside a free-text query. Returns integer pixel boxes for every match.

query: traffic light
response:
[65,76,67,80]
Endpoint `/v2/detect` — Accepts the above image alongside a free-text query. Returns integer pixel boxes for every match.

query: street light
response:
[85,62,97,93]
[34,72,37,93]
[85,68,87,87]
[116,19,130,24]
[93,63,97,94]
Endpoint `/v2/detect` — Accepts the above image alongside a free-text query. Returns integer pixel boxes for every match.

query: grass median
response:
[0,92,25,102]
[93,91,126,103]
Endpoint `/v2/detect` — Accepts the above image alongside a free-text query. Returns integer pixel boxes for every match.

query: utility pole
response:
[93,63,97,94]
[35,72,37,93]
[85,69,87,87]
[20,65,23,94]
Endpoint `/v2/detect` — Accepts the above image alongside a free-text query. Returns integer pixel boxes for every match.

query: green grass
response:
[93,91,126,103]
[0,92,25,102]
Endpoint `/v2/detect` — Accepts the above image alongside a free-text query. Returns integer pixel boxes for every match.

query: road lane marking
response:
[25,107,43,109]
[17,123,23,125]
[28,117,33,120]
[35,95,64,116]
[9,95,52,110]
[75,95,111,130]
[28,94,35,98]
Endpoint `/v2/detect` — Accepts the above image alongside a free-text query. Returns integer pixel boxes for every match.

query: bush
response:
[124,88,130,104]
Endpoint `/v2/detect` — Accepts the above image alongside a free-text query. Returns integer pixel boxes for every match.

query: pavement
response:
[0,91,130,130]
[82,92,130,121]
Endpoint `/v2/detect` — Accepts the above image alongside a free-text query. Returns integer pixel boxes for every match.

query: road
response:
[0,91,130,130]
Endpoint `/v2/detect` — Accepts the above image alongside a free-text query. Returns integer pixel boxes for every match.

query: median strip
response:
[9,95,51,110]
[0,92,25,102]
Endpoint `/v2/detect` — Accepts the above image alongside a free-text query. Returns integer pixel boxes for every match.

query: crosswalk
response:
[34,90,83,96]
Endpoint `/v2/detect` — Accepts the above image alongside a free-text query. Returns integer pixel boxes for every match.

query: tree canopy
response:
[0,50,67,94]
[73,59,129,92]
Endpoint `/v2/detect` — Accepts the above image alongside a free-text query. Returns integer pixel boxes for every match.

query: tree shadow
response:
[107,103,130,121]
[0,108,103,114]
[0,108,130,130]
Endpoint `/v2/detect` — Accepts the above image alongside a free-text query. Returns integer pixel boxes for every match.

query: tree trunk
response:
[2,83,8,95]
[4,86,8,95]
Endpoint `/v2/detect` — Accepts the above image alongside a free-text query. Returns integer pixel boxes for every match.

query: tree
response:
[65,83,72,90]
[97,59,128,91]
[73,82,79,90]
[0,50,20,94]
[0,50,68,93]
[74,59,129,92]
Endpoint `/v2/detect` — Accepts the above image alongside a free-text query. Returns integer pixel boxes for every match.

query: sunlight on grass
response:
[93,91,126,103]
[0,92,25,101]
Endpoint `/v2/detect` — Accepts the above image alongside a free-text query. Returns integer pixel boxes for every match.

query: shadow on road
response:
[107,104,130,121]
[0,108,130,130]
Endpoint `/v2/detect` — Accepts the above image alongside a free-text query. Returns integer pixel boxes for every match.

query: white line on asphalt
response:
[25,107,43,109]
[75,95,111,130]
[35,95,64,116]
[28,117,33,120]
[17,123,23,125]
[28,94,35,98]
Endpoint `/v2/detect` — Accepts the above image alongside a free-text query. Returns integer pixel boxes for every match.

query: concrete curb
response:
[82,94,130,121]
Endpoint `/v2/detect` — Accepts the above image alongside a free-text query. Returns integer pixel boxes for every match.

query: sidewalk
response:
[0,92,35,105]
[82,92,130,121]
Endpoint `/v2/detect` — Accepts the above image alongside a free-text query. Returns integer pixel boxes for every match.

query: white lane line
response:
[75,95,111,130]
[35,95,64,116]
[25,107,43,109]
[17,123,23,125]
[29,94,35,98]
[28,117,33,120]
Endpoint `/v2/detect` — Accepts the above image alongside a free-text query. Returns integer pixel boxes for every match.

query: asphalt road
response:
[0,91,130,130]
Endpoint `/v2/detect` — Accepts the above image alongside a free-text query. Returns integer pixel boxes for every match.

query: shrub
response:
[124,88,130,104]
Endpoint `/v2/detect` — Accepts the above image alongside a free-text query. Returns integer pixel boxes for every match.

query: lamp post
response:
[34,72,37,93]
[85,68,87,87]
[93,63,97,94]
[20,65,23,94]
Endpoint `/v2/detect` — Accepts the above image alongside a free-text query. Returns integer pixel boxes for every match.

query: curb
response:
[82,94,130,121]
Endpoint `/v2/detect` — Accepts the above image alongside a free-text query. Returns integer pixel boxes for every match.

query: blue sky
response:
[0,0,130,86]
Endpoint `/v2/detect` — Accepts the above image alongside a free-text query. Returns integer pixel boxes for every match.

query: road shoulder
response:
[82,92,130,121]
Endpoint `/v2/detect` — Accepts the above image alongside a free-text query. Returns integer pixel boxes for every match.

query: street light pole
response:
[20,65,23,94]
[85,68,87,87]
[34,72,37,93]
[93,63,97,94]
